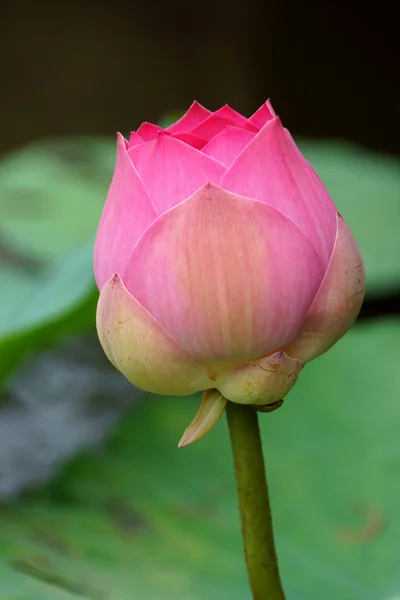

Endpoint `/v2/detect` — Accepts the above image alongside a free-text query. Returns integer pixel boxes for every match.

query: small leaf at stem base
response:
[178,389,227,447]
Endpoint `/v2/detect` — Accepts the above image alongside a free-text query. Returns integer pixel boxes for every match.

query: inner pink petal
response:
[191,105,258,141]
[171,132,207,150]
[202,126,256,166]
[166,101,212,134]
[136,122,165,141]
[128,131,144,148]
[128,133,226,213]
[249,100,276,129]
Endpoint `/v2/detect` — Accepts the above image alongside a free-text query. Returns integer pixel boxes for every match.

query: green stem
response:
[226,401,286,600]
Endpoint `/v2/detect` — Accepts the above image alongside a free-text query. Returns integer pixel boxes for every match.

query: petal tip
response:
[109,272,123,286]
[178,390,227,448]
[190,181,223,201]
[116,132,131,153]
[266,99,277,116]
[177,436,191,449]
[116,132,128,145]
[191,100,207,110]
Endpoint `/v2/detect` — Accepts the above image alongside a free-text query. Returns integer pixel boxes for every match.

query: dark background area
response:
[1,0,399,155]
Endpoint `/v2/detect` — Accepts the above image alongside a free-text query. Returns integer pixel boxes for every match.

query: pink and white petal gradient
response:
[94,98,365,429]
[94,133,158,290]
[128,134,225,213]
[221,117,337,266]
[97,274,214,395]
[285,213,365,362]
[123,184,325,363]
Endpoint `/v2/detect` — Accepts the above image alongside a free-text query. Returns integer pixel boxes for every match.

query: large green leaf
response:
[300,140,400,292]
[0,243,98,382]
[0,137,114,262]
[0,138,113,381]
[1,321,399,599]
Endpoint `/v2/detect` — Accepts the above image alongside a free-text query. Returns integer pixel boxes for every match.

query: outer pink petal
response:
[136,122,165,141]
[190,105,258,141]
[96,274,214,394]
[221,117,337,266]
[128,133,226,213]
[285,214,365,363]
[166,101,212,134]
[171,132,207,150]
[201,126,256,166]
[248,99,276,129]
[123,184,325,363]
[128,131,144,147]
[94,134,158,290]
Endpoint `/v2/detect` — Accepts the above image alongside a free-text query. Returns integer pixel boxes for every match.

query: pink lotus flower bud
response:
[94,101,365,442]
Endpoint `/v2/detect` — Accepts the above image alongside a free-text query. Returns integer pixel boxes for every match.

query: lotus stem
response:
[226,401,286,600]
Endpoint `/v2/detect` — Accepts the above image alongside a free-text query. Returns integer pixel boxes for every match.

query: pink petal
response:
[136,122,165,141]
[123,184,325,363]
[171,132,207,150]
[248,99,276,129]
[285,214,365,363]
[201,126,256,166]
[166,101,212,134]
[221,117,337,267]
[128,133,225,213]
[190,105,258,141]
[128,131,144,147]
[96,274,213,394]
[94,134,158,290]
[216,351,303,405]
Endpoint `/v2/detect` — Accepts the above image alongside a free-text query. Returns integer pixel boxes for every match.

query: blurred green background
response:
[0,1,400,598]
